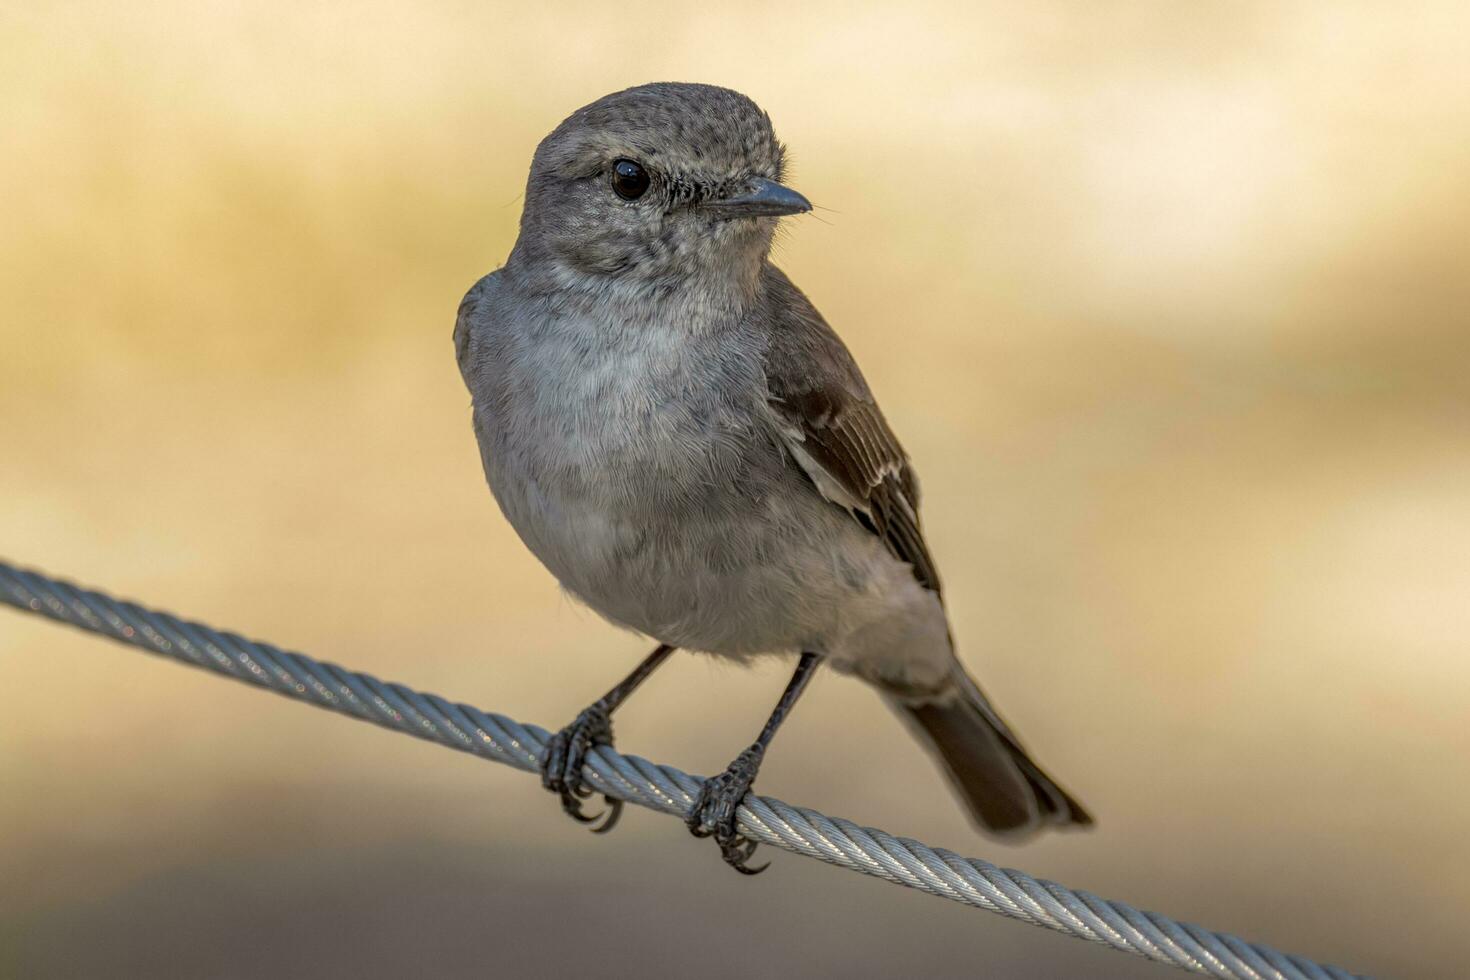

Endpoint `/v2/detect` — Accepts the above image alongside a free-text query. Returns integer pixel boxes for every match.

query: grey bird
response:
[455,82,1091,872]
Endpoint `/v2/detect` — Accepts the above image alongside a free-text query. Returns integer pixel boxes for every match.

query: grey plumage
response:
[456,82,1089,849]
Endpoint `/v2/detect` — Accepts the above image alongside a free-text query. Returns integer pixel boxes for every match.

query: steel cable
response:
[0,559,1365,980]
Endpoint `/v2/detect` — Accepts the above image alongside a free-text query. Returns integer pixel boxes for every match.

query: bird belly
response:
[483,420,809,655]
[486,423,951,686]
[471,320,950,683]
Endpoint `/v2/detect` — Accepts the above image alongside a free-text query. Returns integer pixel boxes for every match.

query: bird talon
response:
[540,705,618,831]
[686,744,768,873]
[714,831,765,873]
[559,789,601,823]
[722,837,768,875]
[590,796,623,834]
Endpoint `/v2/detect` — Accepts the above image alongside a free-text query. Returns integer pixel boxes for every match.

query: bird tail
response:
[885,665,1092,838]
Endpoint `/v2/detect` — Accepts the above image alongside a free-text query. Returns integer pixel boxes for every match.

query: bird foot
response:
[540,704,622,833]
[685,744,769,874]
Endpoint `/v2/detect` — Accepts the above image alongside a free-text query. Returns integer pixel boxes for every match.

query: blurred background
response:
[2,2,1467,977]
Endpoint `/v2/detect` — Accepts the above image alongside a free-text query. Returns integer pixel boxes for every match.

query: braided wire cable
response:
[0,559,1365,980]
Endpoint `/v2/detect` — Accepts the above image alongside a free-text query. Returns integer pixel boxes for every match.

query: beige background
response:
[3,3,1467,977]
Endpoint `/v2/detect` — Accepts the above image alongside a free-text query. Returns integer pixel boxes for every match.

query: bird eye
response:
[610,159,650,201]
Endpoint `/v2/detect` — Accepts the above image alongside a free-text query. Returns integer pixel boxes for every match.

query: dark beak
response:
[705,177,812,219]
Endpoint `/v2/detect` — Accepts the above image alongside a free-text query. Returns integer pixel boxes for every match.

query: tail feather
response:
[887,668,1091,838]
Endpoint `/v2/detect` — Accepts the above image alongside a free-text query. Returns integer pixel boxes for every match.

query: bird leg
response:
[540,643,675,833]
[686,652,820,873]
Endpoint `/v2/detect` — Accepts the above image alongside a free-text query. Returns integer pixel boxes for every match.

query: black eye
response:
[611,159,650,200]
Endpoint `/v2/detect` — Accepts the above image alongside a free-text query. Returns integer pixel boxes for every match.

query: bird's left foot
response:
[685,744,768,874]
[540,704,622,833]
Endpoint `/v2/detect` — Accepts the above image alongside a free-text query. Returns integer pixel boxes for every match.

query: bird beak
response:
[705,177,812,219]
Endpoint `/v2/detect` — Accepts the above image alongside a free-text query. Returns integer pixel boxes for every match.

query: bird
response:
[455,82,1091,873]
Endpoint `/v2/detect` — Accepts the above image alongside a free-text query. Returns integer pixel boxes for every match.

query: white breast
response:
[474,312,768,630]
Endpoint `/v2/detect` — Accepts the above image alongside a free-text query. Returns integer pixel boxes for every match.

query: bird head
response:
[512,83,810,298]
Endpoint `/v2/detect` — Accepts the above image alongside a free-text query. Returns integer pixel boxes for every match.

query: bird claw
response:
[686,744,769,874]
[540,704,622,833]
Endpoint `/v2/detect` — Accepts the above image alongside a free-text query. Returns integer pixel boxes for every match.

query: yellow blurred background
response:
[3,3,1467,977]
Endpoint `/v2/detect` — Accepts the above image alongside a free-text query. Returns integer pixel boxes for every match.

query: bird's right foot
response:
[540,704,622,833]
[685,744,769,874]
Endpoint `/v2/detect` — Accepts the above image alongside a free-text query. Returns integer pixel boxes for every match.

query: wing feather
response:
[760,266,942,596]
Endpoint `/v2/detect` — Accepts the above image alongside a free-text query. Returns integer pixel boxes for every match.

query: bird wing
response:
[759,266,942,596]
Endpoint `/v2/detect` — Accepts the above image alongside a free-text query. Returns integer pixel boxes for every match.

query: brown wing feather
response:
[760,266,942,596]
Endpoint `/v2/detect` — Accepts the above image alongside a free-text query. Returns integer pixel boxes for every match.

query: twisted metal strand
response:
[0,559,1366,980]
